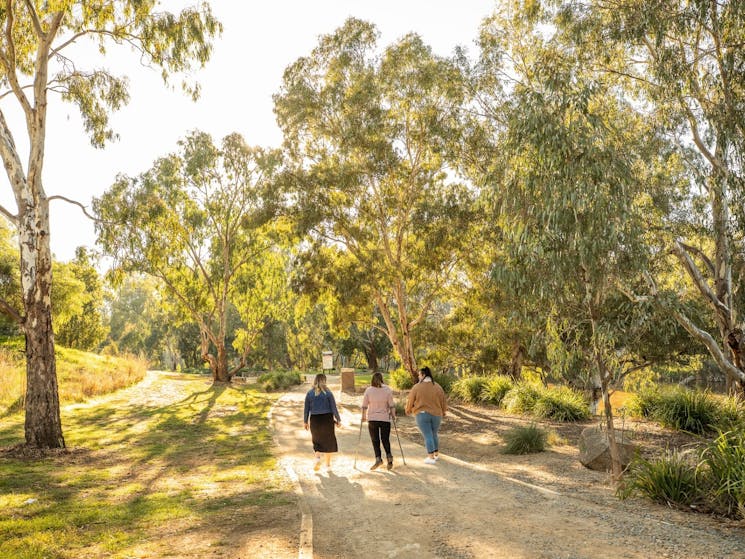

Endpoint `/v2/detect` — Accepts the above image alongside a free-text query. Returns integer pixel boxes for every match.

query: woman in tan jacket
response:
[405,366,447,464]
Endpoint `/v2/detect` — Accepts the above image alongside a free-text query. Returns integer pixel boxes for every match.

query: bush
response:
[618,451,700,507]
[433,372,456,394]
[502,382,543,415]
[502,424,547,454]
[716,396,745,429]
[699,429,745,519]
[628,387,721,435]
[257,370,302,391]
[451,376,490,403]
[533,385,590,422]
[389,368,415,390]
[479,375,513,406]
[656,388,720,435]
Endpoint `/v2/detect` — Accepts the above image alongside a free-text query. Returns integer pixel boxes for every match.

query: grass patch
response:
[0,341,147,416]
[502,423,548,454]
[0,372,297,558]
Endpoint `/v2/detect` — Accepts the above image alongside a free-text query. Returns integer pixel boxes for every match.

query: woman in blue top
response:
[304,373,341,471]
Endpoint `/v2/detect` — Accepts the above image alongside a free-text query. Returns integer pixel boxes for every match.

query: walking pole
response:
[353,414,364,469]
[391,412,406,466]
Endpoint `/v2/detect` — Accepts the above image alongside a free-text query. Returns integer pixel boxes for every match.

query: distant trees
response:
[95,131,284,382]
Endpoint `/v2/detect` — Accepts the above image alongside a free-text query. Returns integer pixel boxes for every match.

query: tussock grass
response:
[618,450,700,507]
[0,342,147,416]
[502,423,548,454]
[257,370,302,391]
[0,371,297,558]
[627,387,725,435]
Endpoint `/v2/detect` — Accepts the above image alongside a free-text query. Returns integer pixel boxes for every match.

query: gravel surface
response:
[271,380,745,559]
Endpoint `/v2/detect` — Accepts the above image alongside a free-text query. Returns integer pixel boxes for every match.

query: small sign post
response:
[322,350,333,371]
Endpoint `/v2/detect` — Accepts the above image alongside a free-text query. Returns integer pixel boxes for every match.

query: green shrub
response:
[393,399,406,417]
[257,370,302,391]
[451,376,490,403]
[716,396,745,430]
[479,375,513,406]
[628,387,721,435]
[502,424,547,454]
[433,372,456,394]
[625,386,666,419]
[533,385,590,422]
[389,368,414,390]
[656,388,720,435]
[502,382,543,414]
[618,451,700,507]
[699,429,745,519]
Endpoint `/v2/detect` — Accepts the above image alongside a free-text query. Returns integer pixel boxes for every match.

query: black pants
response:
[368,420,392,459]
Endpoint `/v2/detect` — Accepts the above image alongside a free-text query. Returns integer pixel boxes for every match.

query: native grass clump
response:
[621,429,745,520]
[502,423,548,454]
[627,387,731,435]
[257,371,303,391]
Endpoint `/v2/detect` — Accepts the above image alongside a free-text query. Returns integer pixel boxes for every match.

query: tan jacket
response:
[405,380,447,417]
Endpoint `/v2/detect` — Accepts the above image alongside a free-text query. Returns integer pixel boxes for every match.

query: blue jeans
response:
[415,412,442,454]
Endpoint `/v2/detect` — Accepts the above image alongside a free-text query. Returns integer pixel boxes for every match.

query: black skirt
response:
[309,413,338,453]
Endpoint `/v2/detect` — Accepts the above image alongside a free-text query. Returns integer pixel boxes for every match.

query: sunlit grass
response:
[0,372,298,558]
[0,341,148,416]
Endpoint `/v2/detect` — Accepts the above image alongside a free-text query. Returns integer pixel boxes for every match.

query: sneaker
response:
[370,459,384,471]
[313,458,321,471]
[433,455,440,461]
[424,457,437,465]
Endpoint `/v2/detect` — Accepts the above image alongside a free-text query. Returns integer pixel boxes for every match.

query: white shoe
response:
[433,455,440,461]
[424,457,437,465]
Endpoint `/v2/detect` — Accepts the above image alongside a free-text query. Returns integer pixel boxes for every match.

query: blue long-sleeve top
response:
[304,388,341,423]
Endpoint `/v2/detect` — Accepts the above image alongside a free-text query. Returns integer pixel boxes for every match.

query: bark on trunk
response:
[20,202,65,448]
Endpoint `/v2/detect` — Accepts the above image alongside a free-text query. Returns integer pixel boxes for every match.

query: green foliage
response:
[502,382,543,415]
[433,372,456,394]
[95,131,284,380]
[479,375,514,406]
[532,385,590,422]
[717,396,745,429]
[502,423,547,454]
[389,368,414,390]
[628,387,721,435]
[699,430,745,519]
[257,371,302,392]
[451,376,491,403]
[618,451,700,507]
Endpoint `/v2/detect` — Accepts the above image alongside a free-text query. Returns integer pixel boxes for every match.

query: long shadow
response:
[0,373,294,556]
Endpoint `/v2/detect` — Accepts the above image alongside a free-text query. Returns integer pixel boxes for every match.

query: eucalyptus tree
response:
[471,5,679,478]
[95,131,282,382]
[274,18,477,381]
[0,2,219,448]
[559,0,745,393]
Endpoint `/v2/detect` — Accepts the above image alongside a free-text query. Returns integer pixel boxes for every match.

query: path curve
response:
[271,380,743,559]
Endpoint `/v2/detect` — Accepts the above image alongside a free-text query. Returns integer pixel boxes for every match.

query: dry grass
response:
[0,344,147,415]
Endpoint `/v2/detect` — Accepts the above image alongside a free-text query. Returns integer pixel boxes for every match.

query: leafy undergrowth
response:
[0,372,298,559]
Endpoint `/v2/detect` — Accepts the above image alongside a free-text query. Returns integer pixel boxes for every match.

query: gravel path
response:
[271,380,745,559]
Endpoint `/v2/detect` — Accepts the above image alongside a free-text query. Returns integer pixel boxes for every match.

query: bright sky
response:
[0,1,495,263]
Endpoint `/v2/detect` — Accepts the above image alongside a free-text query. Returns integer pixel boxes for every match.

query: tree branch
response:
[0,296,23,325]
[670,240,730,316]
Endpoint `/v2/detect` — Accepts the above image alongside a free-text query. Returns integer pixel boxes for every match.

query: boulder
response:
[578,425,637,472]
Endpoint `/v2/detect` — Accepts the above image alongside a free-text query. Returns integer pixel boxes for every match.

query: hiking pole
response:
[391,413,406,466]
[353,415,364,469]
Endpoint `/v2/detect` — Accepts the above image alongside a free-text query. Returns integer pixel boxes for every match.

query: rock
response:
[578,425,637,472]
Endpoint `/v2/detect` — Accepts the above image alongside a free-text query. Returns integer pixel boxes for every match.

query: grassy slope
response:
[0,370,298,558]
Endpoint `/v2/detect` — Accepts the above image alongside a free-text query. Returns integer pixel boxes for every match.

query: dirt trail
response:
[271,380,745,559]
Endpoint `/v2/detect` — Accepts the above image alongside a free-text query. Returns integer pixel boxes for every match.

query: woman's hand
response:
[304,422,309,430]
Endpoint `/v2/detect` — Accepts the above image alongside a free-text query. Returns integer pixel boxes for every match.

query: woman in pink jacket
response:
[361,371,396,470]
